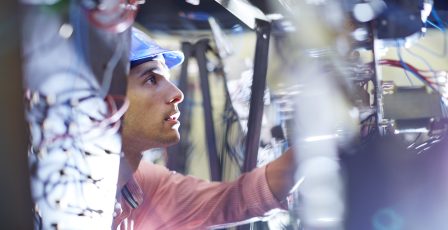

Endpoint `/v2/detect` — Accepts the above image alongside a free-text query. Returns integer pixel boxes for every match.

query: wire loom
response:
[81,0,145,33]
[26,89,128,228]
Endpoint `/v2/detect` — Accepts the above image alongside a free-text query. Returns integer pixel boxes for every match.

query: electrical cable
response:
[415,10,447,57]
[208,47,247,168]
[427,20,444,32]
[396,45,415,86]
[378,59,444,93]
[99,35,126,98]
[379,53,448,153]
[30,107,124,219]
[83,0,142,33]
[27,92,129,150]
[430,9,447,30]
[26,1,133,227]
[404,48,437,79]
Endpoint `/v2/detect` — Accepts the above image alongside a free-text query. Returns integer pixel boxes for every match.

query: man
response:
[113,27,296,230]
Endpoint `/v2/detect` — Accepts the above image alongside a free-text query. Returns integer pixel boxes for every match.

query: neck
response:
[117,137,144,189]
[122,140,144,171]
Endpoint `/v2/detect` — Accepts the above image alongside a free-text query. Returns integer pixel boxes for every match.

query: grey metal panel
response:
[383,88,443,120]
[0,0,33,229]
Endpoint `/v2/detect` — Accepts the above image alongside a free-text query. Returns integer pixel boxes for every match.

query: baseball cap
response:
[130,27,184,69]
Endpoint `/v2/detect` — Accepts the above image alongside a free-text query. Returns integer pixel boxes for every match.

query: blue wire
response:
[429,10,447,57]
[427,20,444,32]
[405,48,437,79]
[431,10,446,31]
[396,44,414,85]
[417,11,448,58]
[395,44,440,93]
[405,48,443,95]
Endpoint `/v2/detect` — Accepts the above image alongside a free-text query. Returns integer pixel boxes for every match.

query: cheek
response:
[127,86,153,109]
[126,98,143,121]
[129,93,159,120]
[126,90,151,121]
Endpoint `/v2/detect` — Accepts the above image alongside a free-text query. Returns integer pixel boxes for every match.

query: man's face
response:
[123,59,184,152]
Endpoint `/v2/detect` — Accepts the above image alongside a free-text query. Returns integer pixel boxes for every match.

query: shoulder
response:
[135,161,173,182]
[135,161,183,190]
[138,160,169,173]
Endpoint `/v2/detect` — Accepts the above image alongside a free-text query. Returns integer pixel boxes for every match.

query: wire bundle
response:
[25,90,129,153]
[26,90,128,228]
[378,58,448,97]
[82,0,144,33]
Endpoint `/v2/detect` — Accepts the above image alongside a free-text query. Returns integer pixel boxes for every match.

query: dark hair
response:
[130,57,154,68]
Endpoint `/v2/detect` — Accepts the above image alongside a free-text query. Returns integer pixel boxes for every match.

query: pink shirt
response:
[113,161,285,230]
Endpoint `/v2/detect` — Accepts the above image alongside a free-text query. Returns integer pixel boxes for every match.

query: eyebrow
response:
[140,66,159,77]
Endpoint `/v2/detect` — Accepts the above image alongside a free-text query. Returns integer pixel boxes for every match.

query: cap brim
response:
[161,50,184,69]
[130,27,185,69]
[131,49,184,69]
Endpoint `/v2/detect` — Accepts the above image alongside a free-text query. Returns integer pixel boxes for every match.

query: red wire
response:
[36,95,129,149]
[85,0,140,33]
[378,59,447,94]
[379,59,427,71]
[378,59,436,83]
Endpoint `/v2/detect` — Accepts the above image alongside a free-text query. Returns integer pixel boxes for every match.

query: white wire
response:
[100,35,126,98]
[404,48,437,79]
[396,45,414,86]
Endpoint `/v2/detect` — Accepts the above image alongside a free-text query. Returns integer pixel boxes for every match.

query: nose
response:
[167,81,184,104]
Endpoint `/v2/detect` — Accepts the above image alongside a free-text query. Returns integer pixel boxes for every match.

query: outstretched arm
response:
[130,162,285,229]
[265,148,297,202]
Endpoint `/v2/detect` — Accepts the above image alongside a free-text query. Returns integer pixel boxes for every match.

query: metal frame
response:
[215,0,272,174]
[242,19,271,172]
[195,39,222,181]
[173,0,273,199]
[214,2,273,228]
[214,0,268,30]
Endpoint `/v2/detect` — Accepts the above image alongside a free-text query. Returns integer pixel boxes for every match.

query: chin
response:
[162,133,181,147]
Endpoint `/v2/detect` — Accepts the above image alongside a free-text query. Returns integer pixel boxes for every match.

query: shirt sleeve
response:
[131,161,286,230]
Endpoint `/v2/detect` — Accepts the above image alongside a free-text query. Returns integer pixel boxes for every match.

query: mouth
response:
[165,112,180,122]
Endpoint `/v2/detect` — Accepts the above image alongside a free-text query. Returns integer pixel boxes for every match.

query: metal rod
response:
[195,39,222,181]
[242,19,271,173]
[213,0,268,30]
[237,18,271,230]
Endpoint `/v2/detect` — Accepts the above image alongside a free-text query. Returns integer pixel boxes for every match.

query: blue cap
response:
[130,27,184,69]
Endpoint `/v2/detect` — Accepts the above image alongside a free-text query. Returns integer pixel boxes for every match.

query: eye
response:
[144,75,157,85]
